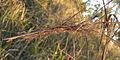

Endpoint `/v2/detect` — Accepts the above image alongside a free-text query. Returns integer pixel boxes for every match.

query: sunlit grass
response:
[0,0,120,60]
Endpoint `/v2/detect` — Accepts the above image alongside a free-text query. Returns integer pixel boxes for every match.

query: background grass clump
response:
[0,0,120,60]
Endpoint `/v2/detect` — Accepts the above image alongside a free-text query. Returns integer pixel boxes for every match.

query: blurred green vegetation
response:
[0,0,120,60]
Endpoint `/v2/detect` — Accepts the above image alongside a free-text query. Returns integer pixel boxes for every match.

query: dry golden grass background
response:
[0,0,120,60]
